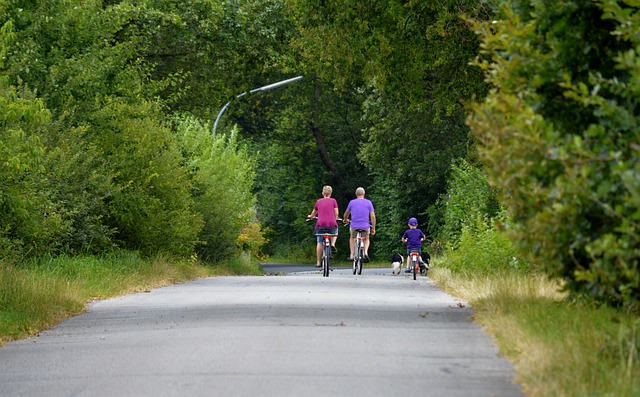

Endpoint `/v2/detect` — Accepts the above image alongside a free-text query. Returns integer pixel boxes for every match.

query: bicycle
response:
[406,250,429,280]
[307,217,340,277]
[342,219,367,276]
[351,228,366,275]
[408,250,420,280]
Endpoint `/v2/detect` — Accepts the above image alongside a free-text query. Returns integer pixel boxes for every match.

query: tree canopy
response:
[1,0,639,308]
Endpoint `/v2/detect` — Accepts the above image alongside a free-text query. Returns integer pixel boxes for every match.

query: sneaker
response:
[364,255,370,263]
[331,245,337,255]
[404,268,411,273]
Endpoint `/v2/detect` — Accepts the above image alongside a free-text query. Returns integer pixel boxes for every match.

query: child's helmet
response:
[408,217,418,226]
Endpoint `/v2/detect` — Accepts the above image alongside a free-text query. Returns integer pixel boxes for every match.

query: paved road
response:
[0,265,523,397]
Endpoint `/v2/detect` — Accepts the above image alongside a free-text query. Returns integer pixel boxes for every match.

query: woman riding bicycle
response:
[307,185,339,268]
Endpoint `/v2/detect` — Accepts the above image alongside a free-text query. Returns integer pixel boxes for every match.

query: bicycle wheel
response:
[352,237,359,275]
[353,245,360,275]
[355,233,364,275]
[323,244,330,277]
[412,257,417,280]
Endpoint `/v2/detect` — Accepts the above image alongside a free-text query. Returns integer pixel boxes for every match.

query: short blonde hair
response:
[322,185,333,197]
[355,187,365,197]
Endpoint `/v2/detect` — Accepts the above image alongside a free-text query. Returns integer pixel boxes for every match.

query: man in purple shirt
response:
[342,187,376,262]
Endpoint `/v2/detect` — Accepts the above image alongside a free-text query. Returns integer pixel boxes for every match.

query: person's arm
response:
[370,211,376,235]
[334,207,339,220]
[308,205,318,219]
[342,209,351,223]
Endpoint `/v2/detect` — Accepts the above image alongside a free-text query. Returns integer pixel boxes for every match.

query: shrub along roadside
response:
[0,251,261,345]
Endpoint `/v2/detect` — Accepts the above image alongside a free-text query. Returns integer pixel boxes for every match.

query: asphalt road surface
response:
[0,264,523,397]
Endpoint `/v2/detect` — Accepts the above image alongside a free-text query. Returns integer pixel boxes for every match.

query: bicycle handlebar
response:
[306,216,343,222]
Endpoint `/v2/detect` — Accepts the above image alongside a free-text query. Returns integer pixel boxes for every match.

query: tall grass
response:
[431,219,640,397]
[267,242,314,264]
[0,251,214,344]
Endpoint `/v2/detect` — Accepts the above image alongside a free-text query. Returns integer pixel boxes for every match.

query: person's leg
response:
[331,228,338,254]
[363,229,371,262]
[316,241,322,267]
[349,229,355,259]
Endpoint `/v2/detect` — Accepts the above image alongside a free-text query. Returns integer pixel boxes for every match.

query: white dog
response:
[390,253,404,275]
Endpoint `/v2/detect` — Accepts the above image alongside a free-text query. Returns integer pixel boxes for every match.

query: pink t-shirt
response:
[314,197,338,227]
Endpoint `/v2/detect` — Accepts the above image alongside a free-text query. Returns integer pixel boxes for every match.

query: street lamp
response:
[213,75,303,136]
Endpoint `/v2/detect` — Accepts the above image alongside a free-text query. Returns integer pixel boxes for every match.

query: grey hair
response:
[355,187,365,197]
[322,185,333,197]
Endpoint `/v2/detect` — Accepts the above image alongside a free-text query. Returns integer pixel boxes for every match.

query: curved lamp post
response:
[213,75,303,136]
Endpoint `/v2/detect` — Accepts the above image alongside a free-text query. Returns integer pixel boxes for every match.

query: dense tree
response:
[0,1,265,258]
[282,0,493,255]
[468,0,640,308]
[0,22,63,256]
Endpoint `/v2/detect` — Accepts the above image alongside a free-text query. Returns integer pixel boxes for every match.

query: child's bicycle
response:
[407,250,429,280]
[307,217,341,277]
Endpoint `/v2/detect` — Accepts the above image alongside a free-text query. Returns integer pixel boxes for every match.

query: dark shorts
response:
[315,226,338,243]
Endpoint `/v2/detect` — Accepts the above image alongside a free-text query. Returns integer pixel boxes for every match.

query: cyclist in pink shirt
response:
[308,185,339,268]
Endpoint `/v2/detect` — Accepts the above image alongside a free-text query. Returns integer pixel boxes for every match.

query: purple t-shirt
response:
[314,197,338,227]
[403,228,425,251]
[346,198,374,229]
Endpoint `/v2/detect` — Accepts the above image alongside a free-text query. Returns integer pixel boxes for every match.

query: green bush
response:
[439,159,501,244]
[91,101,203,257]
[444,214,530,275]
[173,116,260,261]
[0,22,71,256]
[468,1,640,309]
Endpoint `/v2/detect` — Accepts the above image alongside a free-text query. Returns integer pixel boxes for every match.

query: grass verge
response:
[0,250,261,345]
[430,264,640,397]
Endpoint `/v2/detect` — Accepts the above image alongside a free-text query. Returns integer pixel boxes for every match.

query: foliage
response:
[0,21,69,256]
[273,0,494,257]
[443,214,531,275]
[1,1,273,260]
[468,0,640,308]
[435,158,502,243]
[173,116,259,261]
[251,80,370,255]
[91,100,203,256]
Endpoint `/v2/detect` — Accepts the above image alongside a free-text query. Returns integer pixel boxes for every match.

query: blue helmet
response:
[408,217,418,226]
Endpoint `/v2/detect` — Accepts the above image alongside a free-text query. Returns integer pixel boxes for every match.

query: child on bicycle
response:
[401,217,426,273]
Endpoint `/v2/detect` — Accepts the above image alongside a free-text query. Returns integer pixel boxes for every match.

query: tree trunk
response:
[309,85,343,186]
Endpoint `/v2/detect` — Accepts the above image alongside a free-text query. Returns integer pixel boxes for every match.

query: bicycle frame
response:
[352,229,366,275]
[316,232,337,277]
[409,250,420,280]
[307,216,341,277]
